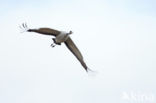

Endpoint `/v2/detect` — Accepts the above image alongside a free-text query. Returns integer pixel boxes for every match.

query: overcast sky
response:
[0,0,156,103]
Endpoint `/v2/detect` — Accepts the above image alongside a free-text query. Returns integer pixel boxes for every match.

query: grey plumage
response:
[65,37,89,71]
[28,28,61,36]
[20,23,90,72]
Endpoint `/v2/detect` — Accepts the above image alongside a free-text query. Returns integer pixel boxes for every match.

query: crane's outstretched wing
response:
[20,23,60,36]
[28,28,60,36]
[65,37,89,72]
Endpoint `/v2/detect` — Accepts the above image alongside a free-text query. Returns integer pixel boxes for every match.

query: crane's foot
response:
[50,43,56,48]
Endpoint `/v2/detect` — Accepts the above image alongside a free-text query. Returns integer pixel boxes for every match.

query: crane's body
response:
[55,31,70,44]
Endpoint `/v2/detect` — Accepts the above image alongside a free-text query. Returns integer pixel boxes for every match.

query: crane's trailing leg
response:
[51,43,56,47]
[50,38,61,48]
[50,38,55,48]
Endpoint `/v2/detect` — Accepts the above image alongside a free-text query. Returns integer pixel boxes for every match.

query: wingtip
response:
[19,22,29,33]
[86,68,98,76]
[86,68,94,73]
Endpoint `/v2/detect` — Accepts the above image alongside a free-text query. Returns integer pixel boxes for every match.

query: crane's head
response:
[68,30,73,35]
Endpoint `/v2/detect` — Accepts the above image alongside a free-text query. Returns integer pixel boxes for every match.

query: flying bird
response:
[20,23,91,72]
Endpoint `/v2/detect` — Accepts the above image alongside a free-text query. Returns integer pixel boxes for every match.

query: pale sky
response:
[0,0,156,103]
